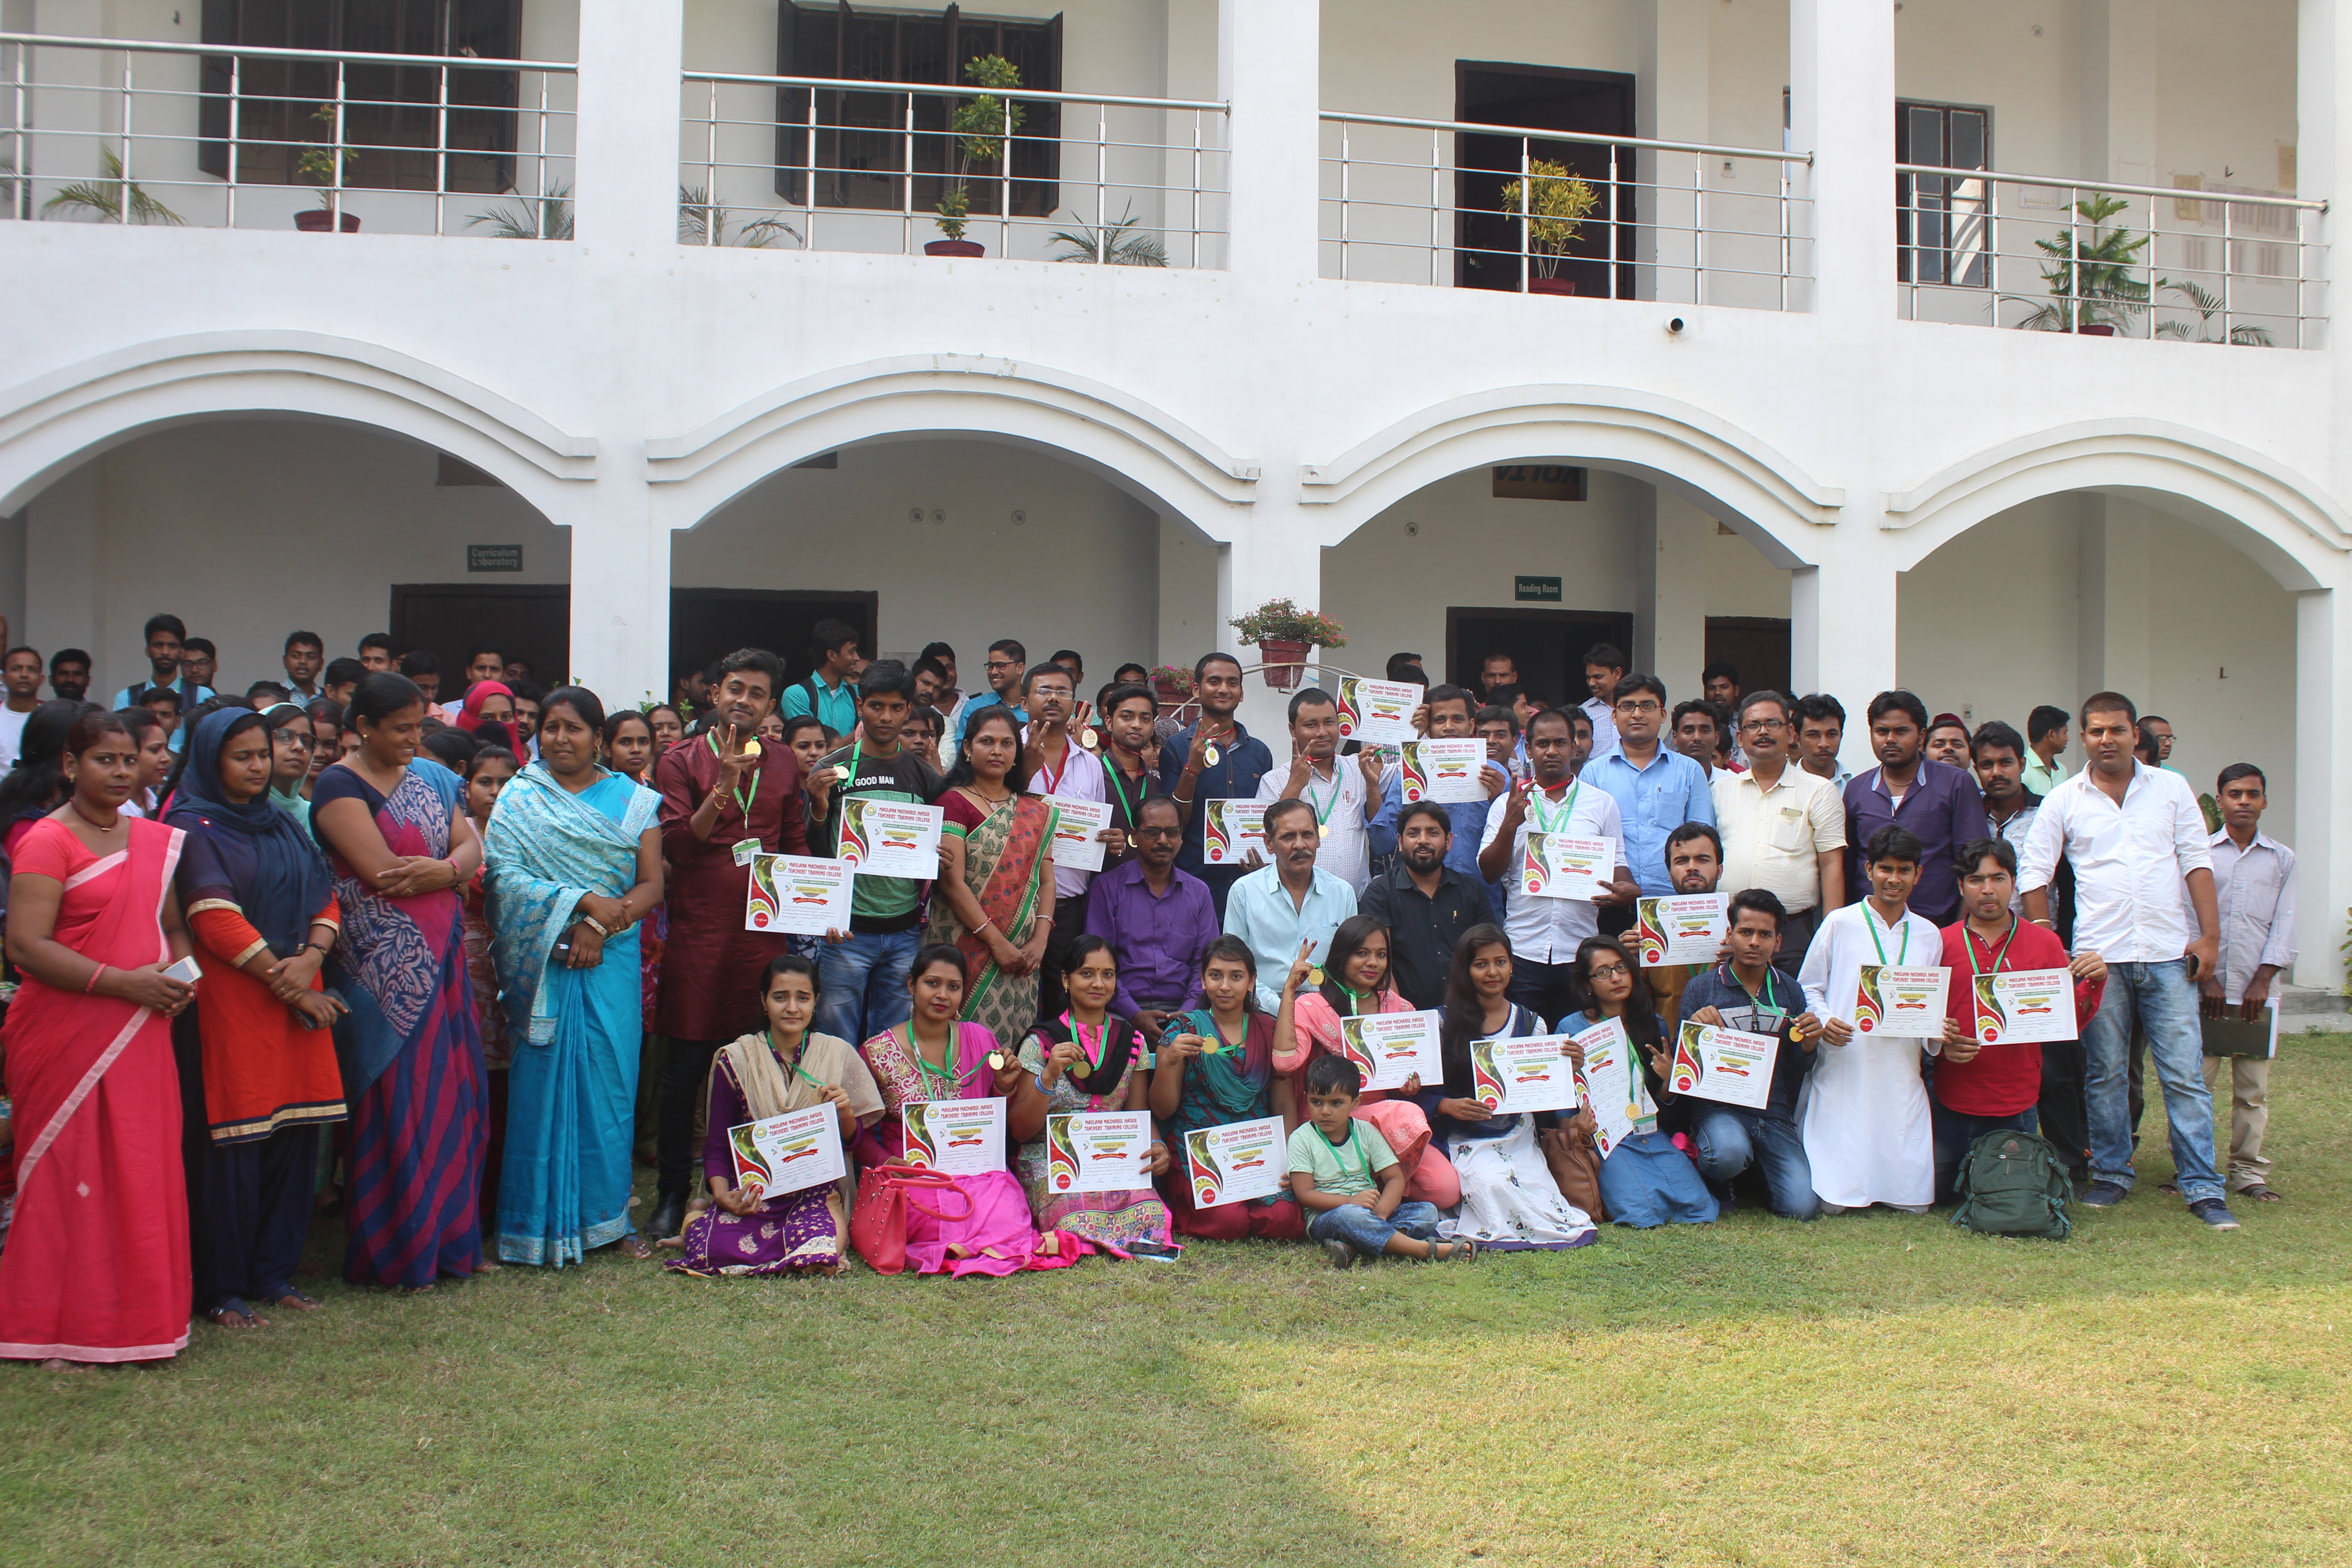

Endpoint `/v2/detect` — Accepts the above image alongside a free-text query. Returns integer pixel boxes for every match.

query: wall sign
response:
[1514,575,1563,602]
[1492,464,1588,501]
[467,545,523,573]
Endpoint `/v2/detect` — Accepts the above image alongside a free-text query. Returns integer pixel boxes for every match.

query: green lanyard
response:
[904,1027,962,1099]
[1104,760,1142,831]
[1060,1011,1105,1078]
[706,729,758,825]
[1304,765,1342,831]
[1336,982,1368,1017]
[772,1033,827,1092]
[1967,919,2019,982]
[1728,964,1782,1016]
[1332,1123,1370,1185]
[1863,906,1911,965]
[1529,781,1579,833]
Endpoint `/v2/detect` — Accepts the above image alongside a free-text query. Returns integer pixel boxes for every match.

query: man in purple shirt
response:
[1842,690,1988,926]
[1083,795,1218,1032]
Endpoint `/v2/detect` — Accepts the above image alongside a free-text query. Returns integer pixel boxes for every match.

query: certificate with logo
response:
[1570,1017,1655,1158]
[1334,1009,1443,1093]
[1201,799,1268,864]
[1668,1022,1779,1110]
[1334,677,1420,745]
[725,1106,845,1200]
[1046,1111,1152,1195]
[744,854,852,936]
[837,799,943,878]
[898,1097,1007,1176]
[1523,832,1614,902]
[1971,969,2078,1044]
[1036,794,1112,873]
[1469,1034,1580,1114]
[1182,1116,1288,1207]
[1853,965,1952,1039]
[1398,738,1486,804]
[1633,894,1729,967]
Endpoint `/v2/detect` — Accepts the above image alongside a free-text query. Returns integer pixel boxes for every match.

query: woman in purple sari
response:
[310,673,489,1290]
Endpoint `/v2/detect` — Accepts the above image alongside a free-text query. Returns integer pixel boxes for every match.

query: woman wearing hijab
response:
[169,708,350,1328]
[453,681,516,741]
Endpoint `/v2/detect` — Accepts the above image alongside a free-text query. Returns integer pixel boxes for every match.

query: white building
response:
[1,0,2346,995]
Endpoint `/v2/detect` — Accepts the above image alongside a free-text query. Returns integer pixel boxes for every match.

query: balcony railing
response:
[1896,166,2327,347]
[2,32,577,237]
[1319,112,1809,309]
[678,71,1228,265]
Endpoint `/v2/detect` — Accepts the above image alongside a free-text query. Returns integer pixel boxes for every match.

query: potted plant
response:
[1047,203,1169,265]
[1499,158,1598,295]
[2021,192,2150,334]
[39,149,185,225]
[929,54,1023,257]
[1147,664,1194,709]
[1228,599,1347,692]
[2153,279,2276,347]
[294,103,360,232]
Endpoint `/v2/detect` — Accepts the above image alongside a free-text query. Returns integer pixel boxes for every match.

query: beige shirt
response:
[1711,763,1845,913]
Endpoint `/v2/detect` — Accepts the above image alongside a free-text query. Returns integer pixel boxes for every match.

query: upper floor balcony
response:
[0,0,2330,349]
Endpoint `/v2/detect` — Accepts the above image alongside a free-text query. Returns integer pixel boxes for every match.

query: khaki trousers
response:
[2199,1053,2273,1190]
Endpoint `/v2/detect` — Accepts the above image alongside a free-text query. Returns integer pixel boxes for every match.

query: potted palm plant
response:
[929,54,1023,257]
[1228,600,1347,692]
[2021,192,2150,334]
[1500,158,1599,295]
[293,103,360,232]
[39,149,185,225]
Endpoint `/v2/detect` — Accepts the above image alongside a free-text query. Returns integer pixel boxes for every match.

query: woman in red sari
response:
[0,709,197,1367]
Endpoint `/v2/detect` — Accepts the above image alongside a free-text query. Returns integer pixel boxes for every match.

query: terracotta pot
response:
[1529,276,1577,295]
[1256,639,1310,691]
[294,209,361,233]
[1152,678,1192,710]
[2074,323,2116,336]
[924,239,984,257]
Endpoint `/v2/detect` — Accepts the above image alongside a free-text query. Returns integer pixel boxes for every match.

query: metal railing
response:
[1319,112,1809,309]
[678,70,1227,263]
[2,32,577,237]
[1896,165,2327,347]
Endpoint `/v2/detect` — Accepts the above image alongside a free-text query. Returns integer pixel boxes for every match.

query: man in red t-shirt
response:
[1934,838,2107,1202]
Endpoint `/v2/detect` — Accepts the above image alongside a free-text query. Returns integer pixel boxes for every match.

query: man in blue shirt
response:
[777,618,861,736]
[1222,799,1358,1010]
[1368,682,1510,882]
[1159,652,1274,920]
[951,637,1031,754]
[110,613,215,751]
[1579,673,1716,931]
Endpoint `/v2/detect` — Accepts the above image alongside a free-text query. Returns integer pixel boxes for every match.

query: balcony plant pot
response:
[1256,639,1310,691]
[2074,323,2116,336]
[294,210,361,233]
[1529,277,1577,296]
[925,239,983,257]
[1153,678,1192,710]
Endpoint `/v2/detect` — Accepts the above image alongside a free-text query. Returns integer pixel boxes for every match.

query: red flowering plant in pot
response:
[1228,600,1347,692]
[927,54,1023,258]
[1500,159,1597,295]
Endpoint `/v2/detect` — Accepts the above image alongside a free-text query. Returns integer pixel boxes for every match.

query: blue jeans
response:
[1596,1128,1719,1228]
[1306,1199,1441,1255]
[2080,959,2223,1204]
[1930,1102,2038,1205]
[1691,1108,1819,1220]
[816,928,919,1049]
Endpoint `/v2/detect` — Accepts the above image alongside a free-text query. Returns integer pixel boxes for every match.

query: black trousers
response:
[1505,959,1583,1032]
[191,1124,321,1311]
[1034,886,1094,1022]
[657,1036,727,1199]
[2038,1037,2092,1183]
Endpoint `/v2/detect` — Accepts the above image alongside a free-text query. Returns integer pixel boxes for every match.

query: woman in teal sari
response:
[485,687,665,1266]
[1148,936,1305,1242]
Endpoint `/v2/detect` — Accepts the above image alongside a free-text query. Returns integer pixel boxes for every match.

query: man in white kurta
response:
[1797,835,1946,1213]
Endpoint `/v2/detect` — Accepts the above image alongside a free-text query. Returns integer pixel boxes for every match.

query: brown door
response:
[390,584,571,688]
[1446,606,1635,707]
[670,588,879,702]
[1704,616,1792,699]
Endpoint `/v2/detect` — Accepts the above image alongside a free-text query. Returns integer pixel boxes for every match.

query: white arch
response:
[1881,419,2350,591]
[645,354,1261,536]
[0,331,598,521]
[1294,385,1847,569]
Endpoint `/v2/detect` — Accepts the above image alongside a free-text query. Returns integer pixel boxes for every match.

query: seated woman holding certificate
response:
[667,956,880,1278]
[1151,937,1306,1242]
[858,944,1077,1276]
[1555,936,1719,1229]
[1009,936,1175,1254]
[1424,925,1595,1250]
[1270,914,1459,1209]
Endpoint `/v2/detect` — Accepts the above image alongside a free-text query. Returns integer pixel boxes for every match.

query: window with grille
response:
[1896,100,1990,287]
[773,3,1063,217]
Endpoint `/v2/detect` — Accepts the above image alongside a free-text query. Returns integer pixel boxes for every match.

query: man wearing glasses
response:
[1083,794,1221,1044]
[1579,673,1716,939]
[950,637,1032,758]
[1712,690,1847,974]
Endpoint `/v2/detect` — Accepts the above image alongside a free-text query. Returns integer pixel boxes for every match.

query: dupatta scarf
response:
[482,764,657,1044]
[167,708,334,959]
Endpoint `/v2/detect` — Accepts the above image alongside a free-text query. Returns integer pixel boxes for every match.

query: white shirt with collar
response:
[1021,725,1107,900]
[2195,828,2298,997]
[1712,762,1844,915]
[1477,779,1626,965]
[1255,757,1370,894]
[2017,761,2213,965]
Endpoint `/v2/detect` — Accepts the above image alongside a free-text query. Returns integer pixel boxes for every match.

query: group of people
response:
[0,616,2298,1366]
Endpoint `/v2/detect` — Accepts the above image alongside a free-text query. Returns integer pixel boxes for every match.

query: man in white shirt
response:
[1713,691,1845,973]
[2195,763,2297,1202]
[1020,661,1110,1018]
[0,647,44,771]
[1477,707,1635,1024]
[2018,692,2234,1228]
[1579,642,1625,757]
[1254,687,1380,895]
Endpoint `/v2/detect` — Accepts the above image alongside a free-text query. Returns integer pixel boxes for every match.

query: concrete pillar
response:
[1637,0,1712,302]
[1788,522,1899,776]
[2080,0,2158,186]
[1217,502,1323,744]
[1635,487,1710,701]
[2076,495,2151,705]
[569,451,666,708]
[1219,0,1318,286]
[572,0,682,253]
[1788,0,1895,329]
[2293,587,2348,991]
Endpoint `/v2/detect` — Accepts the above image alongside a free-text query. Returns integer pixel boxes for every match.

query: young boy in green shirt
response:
[1286,1055,1476,1269]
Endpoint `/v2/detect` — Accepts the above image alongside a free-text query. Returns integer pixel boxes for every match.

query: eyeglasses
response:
[1743,718,1788,733]
[1136,825,1181,840]
[1615,700,1662,715]
[1587,962,1630,981]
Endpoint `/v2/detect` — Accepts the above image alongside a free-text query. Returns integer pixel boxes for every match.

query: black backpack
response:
[1950,1128,2072,1240]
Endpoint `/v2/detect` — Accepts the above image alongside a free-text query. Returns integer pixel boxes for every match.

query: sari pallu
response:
[484,766,658,1267]
[926,794,1056,1042]
[314,762,487,1289]
[0,817,192,1362]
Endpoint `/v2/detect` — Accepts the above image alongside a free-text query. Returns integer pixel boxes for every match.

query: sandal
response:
[1425,1238,1478,1263]
[206,1298,268,1329]
[2238,1184,2286,1202]
[616,1234,654,1260]
[267,1289,323,1312]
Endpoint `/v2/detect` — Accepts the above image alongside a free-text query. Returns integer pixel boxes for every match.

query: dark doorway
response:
[390,584,569,691]
[1446,606,1636,709]
[1455,63,1635,299]
[1704,616,1792,701]
[670,588,879,703]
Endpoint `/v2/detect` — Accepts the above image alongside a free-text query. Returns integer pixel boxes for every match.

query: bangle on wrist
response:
[580,915,612,937]
[85,963,108,994]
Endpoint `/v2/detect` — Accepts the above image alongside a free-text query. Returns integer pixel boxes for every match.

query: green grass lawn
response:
[7,1037,2350,1568]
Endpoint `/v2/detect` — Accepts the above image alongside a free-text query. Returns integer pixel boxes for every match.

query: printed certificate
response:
[1037,794,1112,873]
[1570,1016,1655,1158]
[725,1106,846,1199]
[1523,832,1614,902]
[744,854,852,936]
[898,1097,1007,1176]
[1181,1116,1288,1207]
[836,799,943,879]
[1334,677,1421,745]
[1335,1009,1444,1093]
[1854,965,1952,1039]
[1201,798,1268,864]
[1469,1034,1581,1114]
[1668,1022,1779,1110]
[1398,738,1487,804]
[1046,1111,1153,1195]
[1632,894,1730,967]
[1971,968,2079,1044]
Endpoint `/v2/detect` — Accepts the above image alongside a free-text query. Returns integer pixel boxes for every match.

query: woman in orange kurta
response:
[168,709,348,1329]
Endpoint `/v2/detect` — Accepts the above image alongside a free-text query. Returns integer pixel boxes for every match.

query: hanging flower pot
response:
[1256,639,1310,691]
[1148,666,1194,710]
[924,239,983,257]
[1228,599,1347,692]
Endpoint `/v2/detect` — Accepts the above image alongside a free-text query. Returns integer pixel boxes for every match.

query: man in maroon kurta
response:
[649,649,808,1237]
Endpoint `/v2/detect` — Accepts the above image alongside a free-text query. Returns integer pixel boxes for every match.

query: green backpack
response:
[1950,1128,2072,1240]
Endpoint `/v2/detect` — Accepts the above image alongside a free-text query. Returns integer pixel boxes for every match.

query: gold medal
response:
[742,739,761,756]
[1308,966,1324,986]
[1318,823,1331,838]
[1079,729,1099,750]
[1204,742,1221,765]
[987,1051,1007,1071]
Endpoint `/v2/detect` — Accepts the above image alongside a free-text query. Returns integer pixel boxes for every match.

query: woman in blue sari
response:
[484,687,664,1266]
